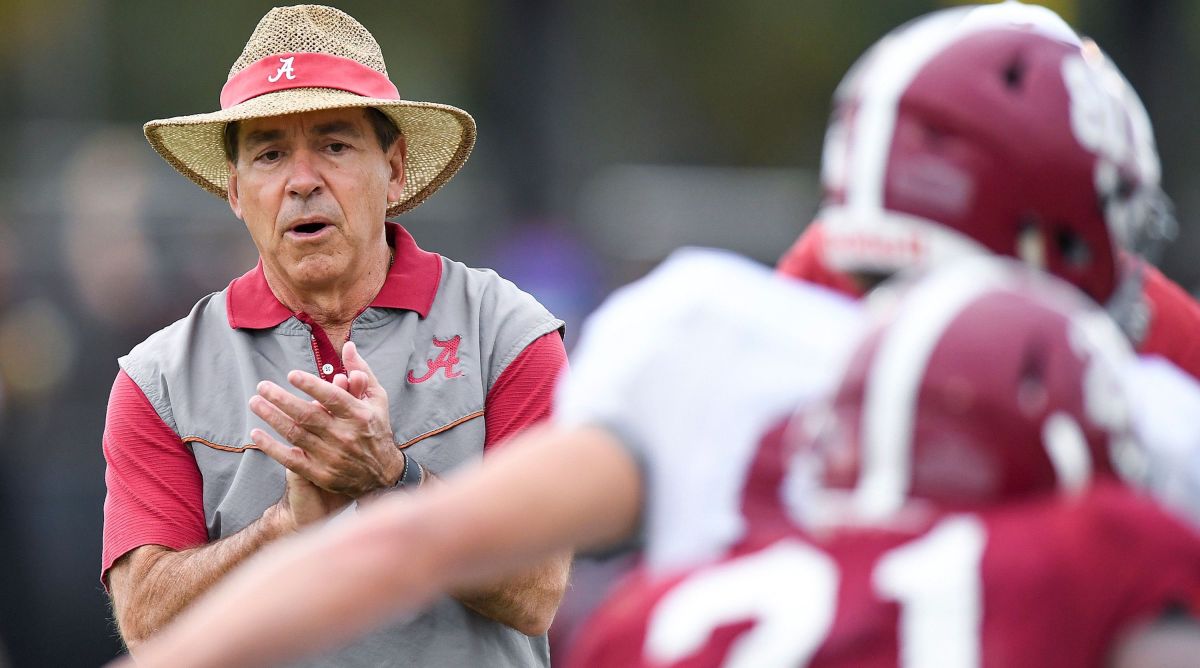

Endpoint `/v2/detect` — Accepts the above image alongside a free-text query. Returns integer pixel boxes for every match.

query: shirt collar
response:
[225,222,442,329]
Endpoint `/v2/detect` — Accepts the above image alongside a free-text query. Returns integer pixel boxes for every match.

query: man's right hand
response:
[279,468,351,531]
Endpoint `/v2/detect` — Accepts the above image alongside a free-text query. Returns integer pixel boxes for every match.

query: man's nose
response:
[285,150,323,200]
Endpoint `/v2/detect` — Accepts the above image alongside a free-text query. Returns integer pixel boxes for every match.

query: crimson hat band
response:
[220,52,401,109]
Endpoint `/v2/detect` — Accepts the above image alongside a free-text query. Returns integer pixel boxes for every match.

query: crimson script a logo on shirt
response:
[408,335,465,383]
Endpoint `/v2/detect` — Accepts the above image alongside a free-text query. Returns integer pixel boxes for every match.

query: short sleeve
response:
[101,370,207,587]
[1136,256,1200,381]
[484,331,568,451]
[1066,485,1200,624]
[1125,355,1200,528]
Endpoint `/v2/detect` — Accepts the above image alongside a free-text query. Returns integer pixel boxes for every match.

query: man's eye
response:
[328,143,348,153]
[257,150,282,163]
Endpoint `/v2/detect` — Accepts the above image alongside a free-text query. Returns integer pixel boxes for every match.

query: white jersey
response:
[1124,354,1200,527]
[556,249,1200,573]
[554,248,864,572]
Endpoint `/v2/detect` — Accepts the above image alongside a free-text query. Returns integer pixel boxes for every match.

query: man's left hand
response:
[249,341,405,497]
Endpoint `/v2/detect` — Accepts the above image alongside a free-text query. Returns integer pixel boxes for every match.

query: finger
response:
[347,370,369,399]
[332,373,350,393]
[286,370,360,420]
[249,394,324,451]
[342,341,382,389]
[250,427,314,478]
[256,380,330,426]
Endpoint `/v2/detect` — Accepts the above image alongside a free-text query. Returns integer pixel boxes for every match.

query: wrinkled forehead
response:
[236,107,374,141]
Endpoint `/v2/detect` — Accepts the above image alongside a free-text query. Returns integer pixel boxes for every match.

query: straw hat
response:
[144,4,476,217]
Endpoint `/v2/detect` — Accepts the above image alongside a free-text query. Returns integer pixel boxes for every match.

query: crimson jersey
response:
[775,223,861,298]
[568,483,1200,668]
[1137,257,1200,380]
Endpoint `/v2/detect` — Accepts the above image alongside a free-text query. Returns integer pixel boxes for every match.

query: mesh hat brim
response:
[144,87,476,217]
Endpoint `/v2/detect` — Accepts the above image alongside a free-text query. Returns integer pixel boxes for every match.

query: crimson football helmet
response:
[817,2,1174,310]
[790,258,1142,524]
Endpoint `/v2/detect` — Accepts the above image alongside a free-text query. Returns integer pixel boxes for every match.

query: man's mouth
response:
[286,219,333,237]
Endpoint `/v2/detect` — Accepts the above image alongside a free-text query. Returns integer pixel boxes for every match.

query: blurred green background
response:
[0,0,1195,664]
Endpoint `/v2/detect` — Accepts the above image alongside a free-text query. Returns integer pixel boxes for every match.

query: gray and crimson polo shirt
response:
[102,222,564,667]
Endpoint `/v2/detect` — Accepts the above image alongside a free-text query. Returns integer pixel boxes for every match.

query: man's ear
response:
[227,163,244,220]
[386,135,407,204]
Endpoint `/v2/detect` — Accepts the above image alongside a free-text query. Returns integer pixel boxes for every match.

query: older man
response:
[101,5,569,666]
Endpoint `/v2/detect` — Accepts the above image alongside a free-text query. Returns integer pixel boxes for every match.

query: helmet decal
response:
[815,2,1167,304]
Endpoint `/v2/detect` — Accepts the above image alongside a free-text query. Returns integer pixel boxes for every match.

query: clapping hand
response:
[249,341,405,499]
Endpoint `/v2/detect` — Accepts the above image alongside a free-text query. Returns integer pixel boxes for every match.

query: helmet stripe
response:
[846,3,1083,221]
[846,13,961,217]
[856,260,1012,519]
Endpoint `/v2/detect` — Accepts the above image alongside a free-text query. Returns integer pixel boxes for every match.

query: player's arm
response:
[447,331,572,635]
[115,422,642,668]
[443,473,574,636]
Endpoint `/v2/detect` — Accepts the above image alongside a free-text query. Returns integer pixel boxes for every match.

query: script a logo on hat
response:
[268,56,297,83]
[408,335,465,383]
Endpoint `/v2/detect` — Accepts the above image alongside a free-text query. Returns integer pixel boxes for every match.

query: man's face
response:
[227,108,405,294]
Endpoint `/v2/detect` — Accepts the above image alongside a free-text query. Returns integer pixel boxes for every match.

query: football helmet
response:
[817,2,1174,306]
[790,258,1141,524]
